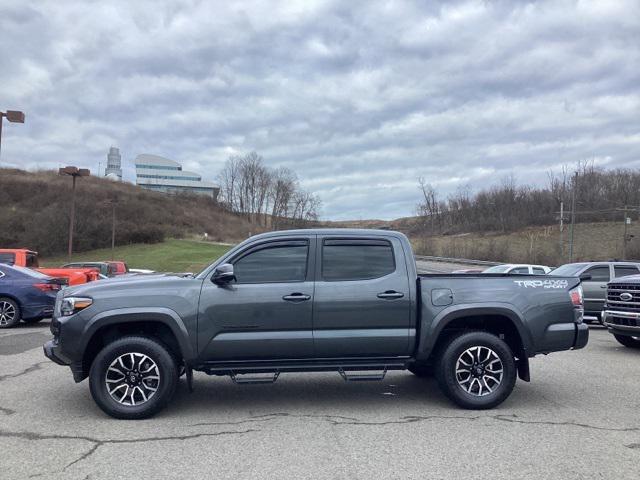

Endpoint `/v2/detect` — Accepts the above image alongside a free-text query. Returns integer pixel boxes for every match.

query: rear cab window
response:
[0,253,16,266]
[321,239,395,281]
[25,252,39,268]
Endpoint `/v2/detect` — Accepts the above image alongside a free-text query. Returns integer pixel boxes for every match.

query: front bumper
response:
[43,339,71,365]
[602,310,640,337]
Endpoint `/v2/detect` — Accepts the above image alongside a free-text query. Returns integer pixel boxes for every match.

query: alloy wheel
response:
[0,301,16,326]
[455,346,504,396]
[105,352,161,406]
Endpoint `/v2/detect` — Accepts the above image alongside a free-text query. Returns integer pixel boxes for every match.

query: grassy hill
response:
[0,168,257,257]
[41,239,233,273]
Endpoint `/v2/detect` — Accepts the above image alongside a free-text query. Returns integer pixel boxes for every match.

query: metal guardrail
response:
[414,255,501,267]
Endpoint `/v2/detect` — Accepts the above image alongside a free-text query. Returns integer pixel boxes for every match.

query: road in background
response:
[1,322,638,479]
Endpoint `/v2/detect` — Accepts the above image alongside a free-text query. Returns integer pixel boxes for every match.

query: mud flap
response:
[517,356,530,382]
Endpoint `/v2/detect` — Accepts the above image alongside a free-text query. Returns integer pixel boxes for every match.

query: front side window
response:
[0,253,16,265]
[585,266,610,282]
[233,242,308,283]
[510,267,530,274]
[322,239,395,281]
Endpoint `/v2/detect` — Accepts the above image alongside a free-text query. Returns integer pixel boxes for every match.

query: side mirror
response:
[579,273,592,282]
[212,263,236,285]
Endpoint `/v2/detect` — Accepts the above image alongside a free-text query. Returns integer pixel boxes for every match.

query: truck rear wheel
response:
[436,331,516,409]
[613,334,640,349]
[89,336,178,419]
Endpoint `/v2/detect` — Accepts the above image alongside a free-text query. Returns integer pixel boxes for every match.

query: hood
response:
[61,272,197,297]
[608,274,640,285]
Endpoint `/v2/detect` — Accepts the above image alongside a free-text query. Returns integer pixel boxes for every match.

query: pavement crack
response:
[0,427,258,472]
[493,414,640,432]
[0,406,16,415]
[0,362,48,383]
[625,443,640,449]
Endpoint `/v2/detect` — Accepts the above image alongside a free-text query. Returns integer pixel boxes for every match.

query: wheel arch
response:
[78,308,194,382]
[417,304,532,381]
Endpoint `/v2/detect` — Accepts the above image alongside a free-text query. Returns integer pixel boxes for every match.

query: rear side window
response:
[614,266,640,278]
[510,267,530,274]
[322,239,395,281]
[584,266,610,282]
[0,253,16,265]
[532,267,546,274]
[234,242,308,283]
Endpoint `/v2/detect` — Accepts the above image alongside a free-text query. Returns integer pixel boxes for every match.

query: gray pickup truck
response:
[44,229,588,419]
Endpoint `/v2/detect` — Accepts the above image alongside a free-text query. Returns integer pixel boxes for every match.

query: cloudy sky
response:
[1,0,638,220]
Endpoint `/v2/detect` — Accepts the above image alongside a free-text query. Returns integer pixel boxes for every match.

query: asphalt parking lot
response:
[1,322,638,480]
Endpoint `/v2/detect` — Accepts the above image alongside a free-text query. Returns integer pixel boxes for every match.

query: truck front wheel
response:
[436,331,517,409]
[89,336,178,419]
[613,334,640,349]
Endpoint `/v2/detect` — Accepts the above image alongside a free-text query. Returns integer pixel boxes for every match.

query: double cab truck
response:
[44,229,588,419]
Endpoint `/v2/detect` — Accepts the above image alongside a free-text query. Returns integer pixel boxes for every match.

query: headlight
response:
[59,297,93,317]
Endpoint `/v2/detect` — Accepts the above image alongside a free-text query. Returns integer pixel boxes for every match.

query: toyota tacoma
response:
[44,229,588,419]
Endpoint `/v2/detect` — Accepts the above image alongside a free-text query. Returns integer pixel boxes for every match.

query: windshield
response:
[549,263,587,276]
[483,265,511,273]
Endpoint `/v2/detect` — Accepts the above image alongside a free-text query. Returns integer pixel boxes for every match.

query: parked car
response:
[0,249,100,285]
[129,268,155,275]
[0,264,64,328]
[483,264,552,274]
[602,275,640,349]
[44,229,587,419]
[549,262,640,324]
[63,262,115,277]
[452,268,485,274]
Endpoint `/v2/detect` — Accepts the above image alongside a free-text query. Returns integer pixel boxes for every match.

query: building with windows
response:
[105,147,123,180]
[134,154,219,199]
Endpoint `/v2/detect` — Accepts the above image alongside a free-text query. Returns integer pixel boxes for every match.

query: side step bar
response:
[338,367,387,382]
[230,371,280,384]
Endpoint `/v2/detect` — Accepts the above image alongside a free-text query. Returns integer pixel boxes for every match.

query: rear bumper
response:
[22,304,54,320]
[574,323,589,349]
[541,322,589,352]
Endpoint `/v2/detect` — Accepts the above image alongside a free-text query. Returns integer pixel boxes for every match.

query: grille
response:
[607,315,640,328]
[607,284,640,313]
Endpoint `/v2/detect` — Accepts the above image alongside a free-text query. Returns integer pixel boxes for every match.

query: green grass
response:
[41,239,233,273]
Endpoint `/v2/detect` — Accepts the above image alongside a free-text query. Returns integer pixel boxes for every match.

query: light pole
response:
[0,110,25,164]
[59,166,90,260]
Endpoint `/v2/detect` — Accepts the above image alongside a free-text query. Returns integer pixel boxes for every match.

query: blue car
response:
[0,264,63,328]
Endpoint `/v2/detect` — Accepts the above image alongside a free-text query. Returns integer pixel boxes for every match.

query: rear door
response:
[312,235,411,358]
[581,264,611,317]
[197,236,316,361]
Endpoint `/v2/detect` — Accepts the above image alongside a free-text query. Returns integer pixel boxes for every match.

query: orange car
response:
[0,249,100,285]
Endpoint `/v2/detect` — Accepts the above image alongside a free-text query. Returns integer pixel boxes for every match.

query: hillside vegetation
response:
[41,239,232,273]
[0,168,256,256]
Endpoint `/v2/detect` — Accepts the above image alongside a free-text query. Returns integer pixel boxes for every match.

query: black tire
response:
[408,363,434,378]
[436,331,517,410]
[89,336,178,419]
[0,297,21,329]
[613,334,640,349]
[22,317,44,324]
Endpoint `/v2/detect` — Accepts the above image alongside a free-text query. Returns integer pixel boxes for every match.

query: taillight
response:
[33,283,60,292]
[569,286,583,307]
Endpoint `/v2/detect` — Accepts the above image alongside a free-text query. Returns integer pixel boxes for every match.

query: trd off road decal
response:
[513,279,568,289]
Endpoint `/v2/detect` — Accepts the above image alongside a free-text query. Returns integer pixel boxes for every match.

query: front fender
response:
[415,302,533,361]
[78,307,196,361]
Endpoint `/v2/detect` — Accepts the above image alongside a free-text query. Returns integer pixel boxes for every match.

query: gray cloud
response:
[1,0,638,220]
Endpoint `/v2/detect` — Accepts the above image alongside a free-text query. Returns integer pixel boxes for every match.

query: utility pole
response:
[0,110,25,165]
[559,201,564,258]
[568,171,578,262]
[617,205,634,260]
[59,166,91,260]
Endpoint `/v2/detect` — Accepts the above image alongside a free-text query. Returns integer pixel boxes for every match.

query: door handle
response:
[283,293,311,302]
[600,285,607,289]
[377,290,404,299]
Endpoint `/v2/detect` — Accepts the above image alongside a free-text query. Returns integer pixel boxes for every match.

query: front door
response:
[198,237,315,361]
[312,236,412,358]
